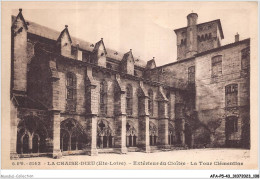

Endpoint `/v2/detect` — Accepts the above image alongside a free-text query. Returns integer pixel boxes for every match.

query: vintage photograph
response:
[1,1,258,171]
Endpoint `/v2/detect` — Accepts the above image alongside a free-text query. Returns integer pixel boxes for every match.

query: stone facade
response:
[10,9,250,159]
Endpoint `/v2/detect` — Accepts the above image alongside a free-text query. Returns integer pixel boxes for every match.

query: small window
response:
[209,33,212,39]
[106,63,112,69]
[212,55,222,77]
[225,84,238,107]
[181,39,186,46]
[188,66,195,84]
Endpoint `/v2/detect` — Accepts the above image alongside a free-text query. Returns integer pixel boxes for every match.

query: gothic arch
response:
[60,118,86,151]
[16,115,48,154]
[126,120,137,147]
[149,121,158,146]
[97,119,114,148]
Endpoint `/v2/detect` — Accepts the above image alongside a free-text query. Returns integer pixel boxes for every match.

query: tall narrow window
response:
[126,84,133,116]
[100,81,107,115]
[241,47,250,70]
[148,89,153,116]
[66,72,77,112]
[212,55,222,77]
[188,66,195,84]
[225,84,238,107]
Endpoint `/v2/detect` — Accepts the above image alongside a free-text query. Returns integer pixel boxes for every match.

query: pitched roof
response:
[12,94,48,110]
[122,49,135,63]
[93,39,107,55]
[146,58,156,69]
[57,25,72,43]
[12,15,146,67]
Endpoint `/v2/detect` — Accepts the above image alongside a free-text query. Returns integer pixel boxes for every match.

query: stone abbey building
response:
[10,9,250,159]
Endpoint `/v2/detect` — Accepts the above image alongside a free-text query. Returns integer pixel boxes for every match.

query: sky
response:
[11,2,257,66]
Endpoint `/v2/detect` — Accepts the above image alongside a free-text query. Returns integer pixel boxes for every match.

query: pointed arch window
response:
[148,89,154,116]
[60,118,86,152]
[126,84,133,116]
[66,72,77,112]
[149,122,158,146]
[126,122,137,147]
[100,80,107,115]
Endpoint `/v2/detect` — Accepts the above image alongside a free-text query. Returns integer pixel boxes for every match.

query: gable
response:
[11,9,28,30]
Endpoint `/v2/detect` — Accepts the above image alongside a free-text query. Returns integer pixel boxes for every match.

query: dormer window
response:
[106,63,112,69]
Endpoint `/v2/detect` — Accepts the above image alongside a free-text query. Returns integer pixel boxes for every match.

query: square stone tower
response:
[174,13,224,61]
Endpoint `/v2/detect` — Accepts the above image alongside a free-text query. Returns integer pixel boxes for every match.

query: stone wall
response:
[195,40,250,147]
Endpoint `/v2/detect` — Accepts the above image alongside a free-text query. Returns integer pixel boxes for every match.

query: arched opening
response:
[126,121,137,147]
[97,120,114,149]
[17,116,48,155]
[60,118,87,152]
[149,122,158,146]
[22,134,29,154]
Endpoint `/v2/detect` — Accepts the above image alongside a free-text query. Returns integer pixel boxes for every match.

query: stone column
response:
[10,102,19,159]
[85,66,99,155]
[114,115,128,154]
[52,111,62,159]
[158,101,170,148]
[181,118,186,146]
[85,115,98,155]
[113,74,128,154]
[157,86,170,149]
[28,134,33,153]
[138,114,150,152]
[138,95,151,153]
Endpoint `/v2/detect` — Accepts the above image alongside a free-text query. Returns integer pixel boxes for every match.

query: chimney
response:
[187,13,198,26]
[235,33,239,42]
